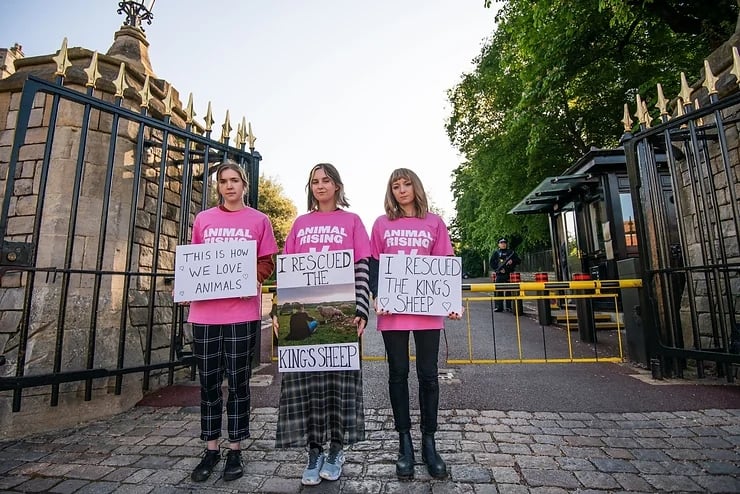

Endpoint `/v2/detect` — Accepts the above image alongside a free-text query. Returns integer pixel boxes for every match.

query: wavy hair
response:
[306,163,350,211]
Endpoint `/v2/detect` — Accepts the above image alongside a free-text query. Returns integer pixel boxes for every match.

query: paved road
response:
[1,292,739,493]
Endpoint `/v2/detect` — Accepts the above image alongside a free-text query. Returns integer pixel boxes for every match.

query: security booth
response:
[509,147,671,361]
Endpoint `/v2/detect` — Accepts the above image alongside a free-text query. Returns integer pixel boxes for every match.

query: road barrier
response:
[264,279,642,365]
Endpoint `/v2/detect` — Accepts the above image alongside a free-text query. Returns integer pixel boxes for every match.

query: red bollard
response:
[508,272,523,314]
[534,272,551,325]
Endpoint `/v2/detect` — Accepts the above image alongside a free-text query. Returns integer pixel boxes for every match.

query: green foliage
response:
[258,175,297,250]
[450,0,736,256]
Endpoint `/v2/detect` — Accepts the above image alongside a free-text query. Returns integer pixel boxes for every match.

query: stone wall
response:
[0,38,202,438]
[674,28,740,354]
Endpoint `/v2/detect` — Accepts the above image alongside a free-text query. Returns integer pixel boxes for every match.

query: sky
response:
[1,0,498,231]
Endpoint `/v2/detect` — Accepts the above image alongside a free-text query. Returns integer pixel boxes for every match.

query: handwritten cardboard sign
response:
[276,250,355,288]
[174,241,257,302]
[377,254,463,316]
[275,249,359,372]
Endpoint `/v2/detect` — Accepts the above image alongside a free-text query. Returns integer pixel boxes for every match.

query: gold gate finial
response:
[693,99,704,126]
[655,83,669,117]
[634,94,646,125]
[204,102,214,132]
[185,93,196,124]
[83,52,101,88]
[731,46,740,85]
[621,103,633,132]
[679,72,693,104]
[222,110,232,143]
[138,75,152,108]
[113,63,129,98]
[702,60,718,95]
[247,122,257,149]
[240,116,248,147]
[235,120,245,147]
[640,100,651,128]
[163,85,174,116]
[52,38,73,77]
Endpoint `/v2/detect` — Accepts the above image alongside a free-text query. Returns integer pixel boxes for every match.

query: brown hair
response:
[384,168,429,220]
[305,163,350,211]
[215,159,249,205]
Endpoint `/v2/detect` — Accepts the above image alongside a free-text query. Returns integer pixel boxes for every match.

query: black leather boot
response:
[421,433,447,479]
[396,432,415,479]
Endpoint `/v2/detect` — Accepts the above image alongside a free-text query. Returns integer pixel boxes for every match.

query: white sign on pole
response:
[377,254,463,316]
[174,240,257,302]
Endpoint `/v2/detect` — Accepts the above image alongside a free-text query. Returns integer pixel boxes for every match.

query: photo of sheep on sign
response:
[274,250,360,372]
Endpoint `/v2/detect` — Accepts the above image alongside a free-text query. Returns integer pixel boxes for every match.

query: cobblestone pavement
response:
[1,405,739,493]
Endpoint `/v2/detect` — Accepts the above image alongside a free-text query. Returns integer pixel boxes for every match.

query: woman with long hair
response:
[275,163,370,486]
[370,168,461,480]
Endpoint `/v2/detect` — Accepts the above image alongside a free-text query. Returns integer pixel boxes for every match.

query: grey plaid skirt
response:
[275,370,365,448]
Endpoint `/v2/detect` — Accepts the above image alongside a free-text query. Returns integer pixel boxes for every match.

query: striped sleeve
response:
[354,257,370,322]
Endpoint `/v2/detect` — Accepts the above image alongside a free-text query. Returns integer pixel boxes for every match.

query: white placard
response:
[377,254,463,316]
[277,342,361,372]
[276,250,355,288]
[174,241,257,302]
[275,249,358,372]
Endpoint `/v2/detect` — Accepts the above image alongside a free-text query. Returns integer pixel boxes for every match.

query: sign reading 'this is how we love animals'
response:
[377,254,463,316]
[173,241,257,302]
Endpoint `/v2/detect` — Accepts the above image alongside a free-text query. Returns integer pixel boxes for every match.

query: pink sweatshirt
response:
[370,213,453,330]
[284,209,370,258]
[187,206,278,325]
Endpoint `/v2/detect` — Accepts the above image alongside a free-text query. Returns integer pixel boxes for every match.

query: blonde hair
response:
[384,168,428,220]
[306,163,350,211]
[215,159,249,205]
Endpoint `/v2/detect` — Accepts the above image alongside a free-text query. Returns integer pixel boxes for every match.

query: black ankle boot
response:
[396,432,415,479]
[421,433,447,479]
[223,449,243,481]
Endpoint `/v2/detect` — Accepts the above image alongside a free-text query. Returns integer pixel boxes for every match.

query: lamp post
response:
[117,0,156,30]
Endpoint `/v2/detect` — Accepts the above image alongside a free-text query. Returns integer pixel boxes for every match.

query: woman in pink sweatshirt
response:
[186,160,278,483]
[369,168,461,480]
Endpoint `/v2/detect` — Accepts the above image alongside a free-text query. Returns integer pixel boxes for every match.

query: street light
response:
[117,0,156,31]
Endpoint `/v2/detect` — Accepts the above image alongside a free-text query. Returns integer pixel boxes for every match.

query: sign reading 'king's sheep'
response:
[275,249,360,372]
[377,254,463,316]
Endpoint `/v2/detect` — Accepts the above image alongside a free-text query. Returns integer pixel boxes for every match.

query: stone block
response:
[27,107,43,128]
[6,215,34,235]
[14,195,36,215]
[0,286,24,311]
[0,308,22,334]
[55,99,85,128]
[0,128,14,146]
[20,159,36,178]
[12,177,32,195]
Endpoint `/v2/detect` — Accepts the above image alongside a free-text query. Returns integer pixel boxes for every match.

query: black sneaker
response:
[223,449,244,481]
[494,308,503,312]
[191,449,220,482]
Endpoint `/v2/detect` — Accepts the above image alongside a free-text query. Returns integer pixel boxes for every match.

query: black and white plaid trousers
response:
[192,322,257,442]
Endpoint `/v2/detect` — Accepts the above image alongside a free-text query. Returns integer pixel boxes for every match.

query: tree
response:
[483,0,738,49]
[449,0,737,254]
[257,175,297,249]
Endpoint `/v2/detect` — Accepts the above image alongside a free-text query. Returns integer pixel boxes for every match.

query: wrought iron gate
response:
[0,53,261,411]
[621,75,740,379]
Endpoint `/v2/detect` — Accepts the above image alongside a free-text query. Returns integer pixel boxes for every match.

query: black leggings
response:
[382,329,441,433]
